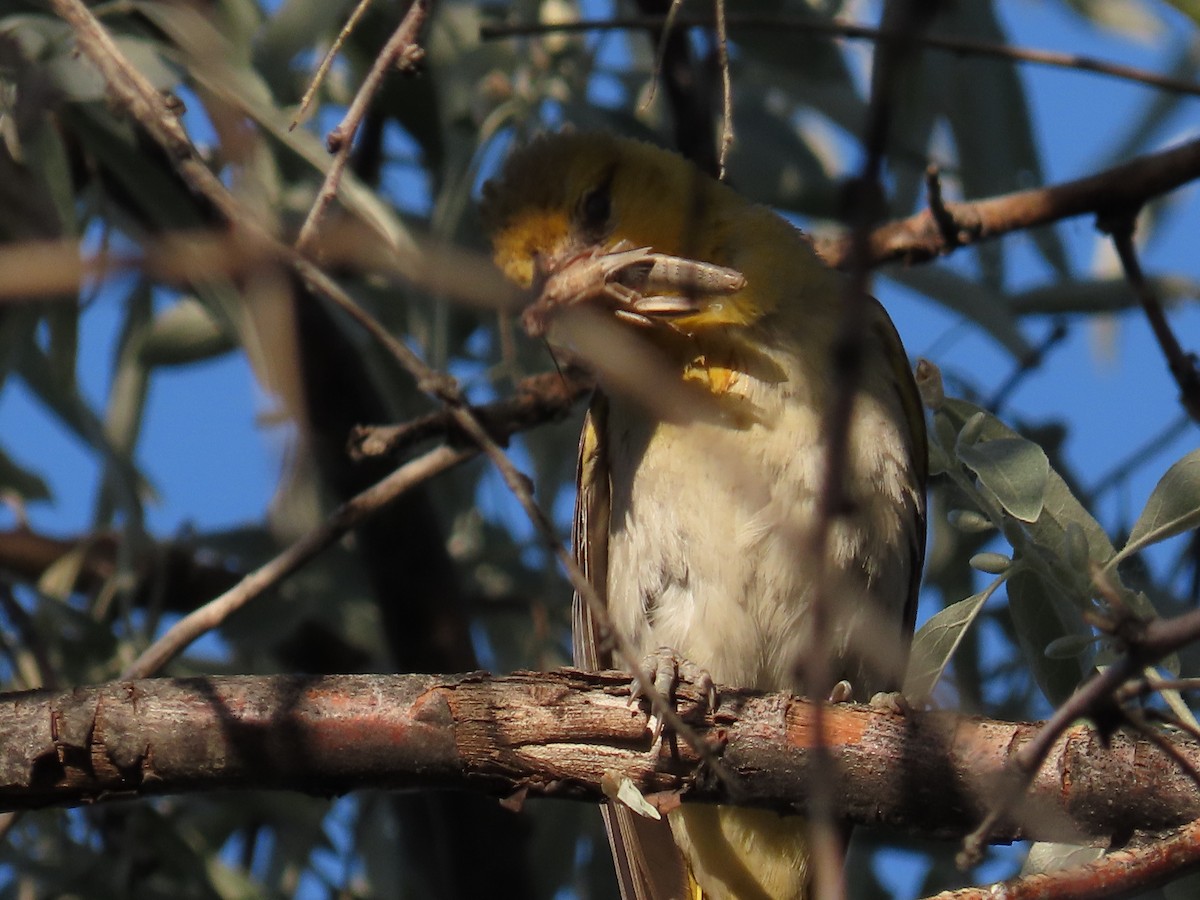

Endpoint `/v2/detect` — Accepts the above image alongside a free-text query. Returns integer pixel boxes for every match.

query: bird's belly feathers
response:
[603,372,915,698]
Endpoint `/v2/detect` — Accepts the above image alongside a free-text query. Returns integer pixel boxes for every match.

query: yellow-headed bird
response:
[482,132,926,900]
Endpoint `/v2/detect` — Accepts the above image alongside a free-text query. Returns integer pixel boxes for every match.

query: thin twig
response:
[121,445,472,679]
[482,13,1200,99]
[295,0,428,254]
[291,0,377,131]
[1102,214,1200,424]
[348,369,593,461]
[713,0,733,180]
[640,0,685,112]
[923,164,959,249]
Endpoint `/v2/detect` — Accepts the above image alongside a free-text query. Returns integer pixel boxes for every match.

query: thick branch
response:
[3,670,1198,848]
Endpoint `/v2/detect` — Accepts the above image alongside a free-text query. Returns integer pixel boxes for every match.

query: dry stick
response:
[1103,215,1200,424]
[481,13,1200,99]
[348,369,593,461]
[640,0,685,111]
[295,0,428,254]
[291,0,377,131]
[121,445,473,679]
[713,0,733,180]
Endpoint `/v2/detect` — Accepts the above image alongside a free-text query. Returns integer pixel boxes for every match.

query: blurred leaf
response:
[16,341,153,523]
[35,542,89,602]
[1063,0,1167,35]
[140,297,238,367]
[726,85,839,216]
[1009,274,1198,315]
[0,445,51,500]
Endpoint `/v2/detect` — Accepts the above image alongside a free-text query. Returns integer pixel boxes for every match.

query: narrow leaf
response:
[905,580,1001,702]
[1115,449,1200,565]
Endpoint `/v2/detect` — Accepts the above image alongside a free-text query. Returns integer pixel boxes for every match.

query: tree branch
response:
[816,137,1200,269]
[4,669,1200,849]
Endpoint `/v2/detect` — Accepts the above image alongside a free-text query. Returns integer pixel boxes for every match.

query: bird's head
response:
[481,132,775,331]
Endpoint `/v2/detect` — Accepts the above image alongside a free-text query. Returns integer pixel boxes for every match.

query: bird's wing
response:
[871,301,928,648]
[572,394,691,900]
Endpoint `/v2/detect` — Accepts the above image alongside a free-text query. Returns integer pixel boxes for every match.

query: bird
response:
[482,131,927,900]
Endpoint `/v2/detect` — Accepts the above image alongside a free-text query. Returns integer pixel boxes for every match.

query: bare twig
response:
[295,0,428,254]
[923,164,960,249]
[713,0,733,179]
[121,445,472,679]
[482,13,1200,99]
[348,369,593,461]
[1102,214,1200,424]
[291,0,377,130]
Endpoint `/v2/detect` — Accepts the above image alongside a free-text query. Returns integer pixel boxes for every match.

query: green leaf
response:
[1112,449,1200,567]
[1007,569,1090,705]
[904,579,1001,702]
[958,437,1049,523]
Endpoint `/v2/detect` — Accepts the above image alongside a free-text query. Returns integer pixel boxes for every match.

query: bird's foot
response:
[828,680,855,704]
[868,690,912,716]
[828,682,911,715]
[630,647,718,744]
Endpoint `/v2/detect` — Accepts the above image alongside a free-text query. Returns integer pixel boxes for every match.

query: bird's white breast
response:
[603,337,917,697]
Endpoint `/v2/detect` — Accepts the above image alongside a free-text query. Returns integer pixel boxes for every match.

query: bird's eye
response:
[580,185,612,233]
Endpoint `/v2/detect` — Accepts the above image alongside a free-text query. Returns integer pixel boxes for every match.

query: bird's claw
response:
[630,647,718,744]
[828,679,855,704]
[827,682,910,715]
[868,690,911,716]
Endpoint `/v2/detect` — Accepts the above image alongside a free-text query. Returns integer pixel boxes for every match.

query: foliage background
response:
[0,0,1199,897]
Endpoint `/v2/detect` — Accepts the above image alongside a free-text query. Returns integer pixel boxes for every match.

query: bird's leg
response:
[630,647,718,748]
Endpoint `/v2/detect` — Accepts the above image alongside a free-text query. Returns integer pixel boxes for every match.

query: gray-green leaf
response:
[958,437,1050,523]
